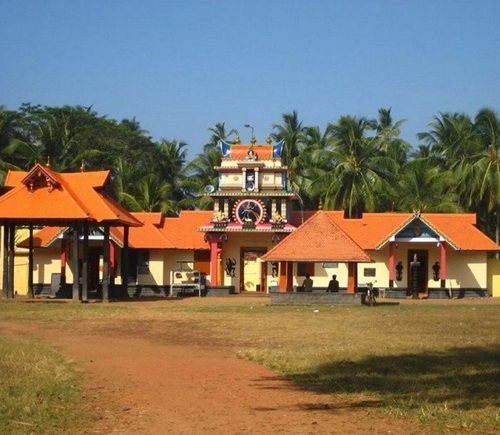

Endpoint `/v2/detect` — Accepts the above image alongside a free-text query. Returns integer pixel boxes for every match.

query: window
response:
[297,262,314,277]
[363,268,376,277]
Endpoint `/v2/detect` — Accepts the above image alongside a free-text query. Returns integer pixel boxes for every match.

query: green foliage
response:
[0,334,92,434]
[2,102,500,240]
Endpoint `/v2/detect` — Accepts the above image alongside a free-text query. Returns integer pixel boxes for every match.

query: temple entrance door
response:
[240,248,267,292]
[407,249,428,297]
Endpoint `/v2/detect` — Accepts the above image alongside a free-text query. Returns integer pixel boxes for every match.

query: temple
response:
[1,136,500,300]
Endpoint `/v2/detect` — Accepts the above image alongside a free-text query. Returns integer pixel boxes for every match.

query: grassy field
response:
[0,332,91,434]
[1,297,500,433]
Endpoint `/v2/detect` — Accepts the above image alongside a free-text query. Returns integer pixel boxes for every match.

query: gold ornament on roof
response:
[250,135,257,145]
[266,135,272,144]
[234,135,241,144]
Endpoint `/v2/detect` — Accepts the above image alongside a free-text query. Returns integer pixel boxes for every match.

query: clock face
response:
[234,199,265,224]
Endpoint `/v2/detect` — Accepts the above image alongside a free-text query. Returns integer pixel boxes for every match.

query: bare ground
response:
[1,296,469,434]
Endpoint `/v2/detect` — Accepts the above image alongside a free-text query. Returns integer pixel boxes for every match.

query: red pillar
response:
[209,237,219,286]
[440,241,447,288]
[347,263,357,293]
[389,242,395,288]
[109,241,116,277]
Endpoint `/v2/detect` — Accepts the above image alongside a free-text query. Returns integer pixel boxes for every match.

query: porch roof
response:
[0,163,141,227]
[262,211,372,262]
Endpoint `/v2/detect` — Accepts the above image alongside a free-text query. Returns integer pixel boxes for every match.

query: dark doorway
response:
[407,249,428,296]
[88,247,102,291]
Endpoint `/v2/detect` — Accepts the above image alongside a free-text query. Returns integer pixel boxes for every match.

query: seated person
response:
[301,274,313,292]
[327,274,340,292]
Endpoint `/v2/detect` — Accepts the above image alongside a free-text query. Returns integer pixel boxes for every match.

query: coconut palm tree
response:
[319,115,397,217]
[458,109,500,243]
[184,148,222,209]
[204,122,238,153]
[394,159,460,212]
[417,112,481,170]
[271,111,306,169]
[126,173,176,215]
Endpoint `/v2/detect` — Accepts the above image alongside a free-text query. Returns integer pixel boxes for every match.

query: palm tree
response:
[319,115,398,217]
[184,148,222,209]
[394,159,460,212]
[292,126,333,209]
[458,109,500,243]
[375,107,410,168]
[417,112,481,170]
[271,111,306,169]
[125,173,176,214]
[204,122,238,153]
[0,106,25,182]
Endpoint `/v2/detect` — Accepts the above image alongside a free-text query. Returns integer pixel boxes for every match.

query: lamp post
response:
[244,124,254,141]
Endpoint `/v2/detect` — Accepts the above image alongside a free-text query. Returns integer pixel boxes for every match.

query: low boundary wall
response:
[270,292,364,305]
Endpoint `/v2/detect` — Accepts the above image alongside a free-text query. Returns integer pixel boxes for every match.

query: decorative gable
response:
[396,218,440,240]
[21,164,60,193]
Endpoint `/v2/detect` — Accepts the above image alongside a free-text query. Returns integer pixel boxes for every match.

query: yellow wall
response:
[165,251,194,284]
[136,250,163,286]
[14,254,28,295]
[220,233,281,291]
[293,263,349,289]
[487,257,500,297]
[34,249,61,283]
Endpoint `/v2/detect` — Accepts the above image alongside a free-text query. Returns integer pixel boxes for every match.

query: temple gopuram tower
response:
[199,134,298,292]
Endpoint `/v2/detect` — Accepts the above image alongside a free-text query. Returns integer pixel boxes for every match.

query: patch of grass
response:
[1,299,500,432]
[0,334,92,434]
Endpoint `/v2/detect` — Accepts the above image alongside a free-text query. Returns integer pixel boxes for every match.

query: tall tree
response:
[271,111,306,169]
[204,122,238,153]
[184,148,222,210]
[319,115,397,217]
[394,159,459,212]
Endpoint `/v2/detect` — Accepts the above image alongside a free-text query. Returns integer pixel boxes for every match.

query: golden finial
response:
[266,134,272,144]
[318,198,323,210]
[45,157,51,168]
[250,135,257,145]
[80,160,85,172]
[234,135,241,145]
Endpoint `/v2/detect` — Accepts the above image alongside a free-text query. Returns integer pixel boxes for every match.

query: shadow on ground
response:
[290,345,500,410]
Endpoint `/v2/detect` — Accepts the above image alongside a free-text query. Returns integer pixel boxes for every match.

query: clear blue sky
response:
[1,0,499,158]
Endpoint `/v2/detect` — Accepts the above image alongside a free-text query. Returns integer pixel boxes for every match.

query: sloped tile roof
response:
[329,212,410,250]
[423,214,500,251]
[111,213,175,249]
[18,226,67,248]
[162,211,211,250]
[262,211,372,262]
[328,211,500,252]
[0,164,141,226]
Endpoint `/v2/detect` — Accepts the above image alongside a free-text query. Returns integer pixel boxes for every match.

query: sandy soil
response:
[0,297,455,434]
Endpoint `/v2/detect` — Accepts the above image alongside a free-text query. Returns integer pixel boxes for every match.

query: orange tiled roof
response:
[423,214,500,251]
[327,211,500,252]
[162,211,211,249]
[18,226,67,248]
[111,213,175,249]
[329,212,410,249]
[0,164,141,226]
[262,211,372,262]
[229,145,274,160]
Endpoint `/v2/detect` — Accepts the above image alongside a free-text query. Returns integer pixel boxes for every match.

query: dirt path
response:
[1,316,430,435]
